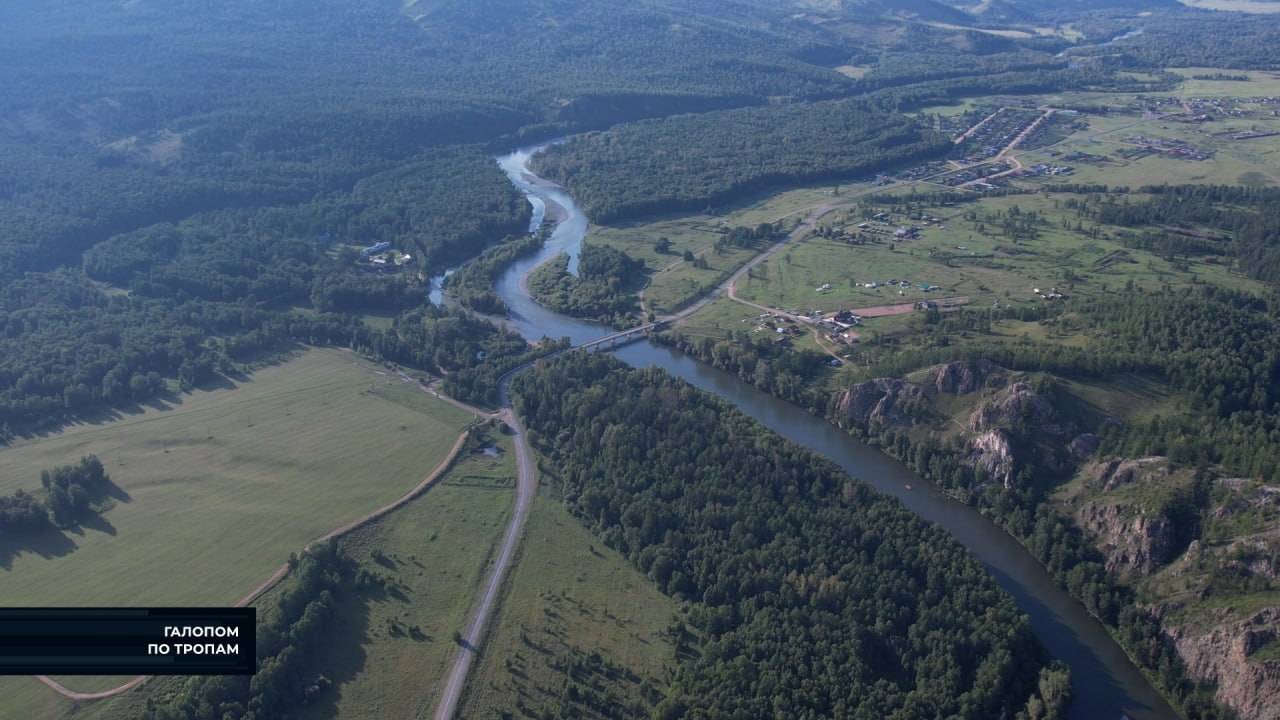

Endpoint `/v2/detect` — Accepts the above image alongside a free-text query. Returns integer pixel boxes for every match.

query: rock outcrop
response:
[929,359,1003,395]
[967,429,1016,488]
[1068,433,1100,459]
[837,378,925,428]
[968,381,1073,437]
[1165,608,1280,720]
[1085,457,1168,492]
[1077,502,1178,575]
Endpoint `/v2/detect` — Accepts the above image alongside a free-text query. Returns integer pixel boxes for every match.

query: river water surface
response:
[435,145,1179,720]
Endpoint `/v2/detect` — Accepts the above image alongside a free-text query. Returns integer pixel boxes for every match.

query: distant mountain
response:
[938,0,1180,19]
[834,0,979,24]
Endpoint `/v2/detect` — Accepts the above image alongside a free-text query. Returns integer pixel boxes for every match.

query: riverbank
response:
[474,145,1181,720]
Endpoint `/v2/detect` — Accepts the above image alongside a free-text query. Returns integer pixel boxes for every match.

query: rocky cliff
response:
[836,377,925,428]
[929,358,1003,395]
[967,428,1017,488]
[1164,608,1280,720]
[968,381,1073,437]
[1077,501,1178,575]
[1074,458,1182,576]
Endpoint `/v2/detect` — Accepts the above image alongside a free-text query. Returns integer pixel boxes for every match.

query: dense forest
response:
[512,353,1069,719]
[527,245,646,326]
[1093,12,1280,70]
[533,99,950,222]
[0,0,878,434]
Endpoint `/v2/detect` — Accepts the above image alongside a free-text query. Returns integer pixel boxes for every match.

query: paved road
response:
[432,408,537,720]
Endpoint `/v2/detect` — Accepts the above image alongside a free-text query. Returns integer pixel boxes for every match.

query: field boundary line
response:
[35,428,473,703]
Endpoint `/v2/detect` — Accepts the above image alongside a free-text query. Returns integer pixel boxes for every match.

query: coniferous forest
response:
[512,353,1070,720]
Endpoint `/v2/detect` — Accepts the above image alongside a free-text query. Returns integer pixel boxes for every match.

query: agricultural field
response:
[0,347,474,610]
[294,429,517,720]
[459,487,679,719]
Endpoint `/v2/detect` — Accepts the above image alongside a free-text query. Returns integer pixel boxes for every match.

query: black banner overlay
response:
[0,608,255,675]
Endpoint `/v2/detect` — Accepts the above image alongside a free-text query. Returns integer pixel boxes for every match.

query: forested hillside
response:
[0,0,861,433]
[533,100,950,222]
[512,353,1070,719]
[0,0,1189,433]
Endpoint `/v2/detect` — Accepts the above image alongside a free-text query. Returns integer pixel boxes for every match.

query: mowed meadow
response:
[0,347,473,607]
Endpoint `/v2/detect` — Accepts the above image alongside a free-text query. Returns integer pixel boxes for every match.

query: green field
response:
[0,673,152,720]
[586,184,852,314]
[459,487,679,719]
[672,295,845,362]
[0,425,506,720]
[999,73,1280,188]
[295,429,517,720]
[733,191,1262,318]
[1179,0,1280,13]
[0,347,473,610]
[1019,118,1280,188]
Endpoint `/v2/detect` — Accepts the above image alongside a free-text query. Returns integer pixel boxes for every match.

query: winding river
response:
[434,145,1179,720]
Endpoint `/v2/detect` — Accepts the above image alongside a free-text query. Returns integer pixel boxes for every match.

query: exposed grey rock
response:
[930,359,1002,395]
[837,378,925,428]
[967,429,1016,488]
[968,381,1073,437]
[1084,456,1166,492]
[1165,608,1280,720]
[1069,433,1100,459]
[1077,502,1178,575]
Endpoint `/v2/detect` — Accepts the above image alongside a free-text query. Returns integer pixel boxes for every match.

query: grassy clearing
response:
[0,347,473,608]
[0,399,497,720]
[295,430,517,720]
[1024,129,1280,189]
[460,486,679,719]
[1163,68,1280,96]
[1179,0,1280,12]
[0,678,150,720]
[1003,87,1280,187]
[734,190,1262,318]
[672,295,846,363]
[587,185,852,313]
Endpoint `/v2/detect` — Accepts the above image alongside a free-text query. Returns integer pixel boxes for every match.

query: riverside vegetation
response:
[7,0,1280,718]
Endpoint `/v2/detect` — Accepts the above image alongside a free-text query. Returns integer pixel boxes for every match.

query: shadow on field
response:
[0,477,131,570]
[3,349,306,441]
[0,527,77,570]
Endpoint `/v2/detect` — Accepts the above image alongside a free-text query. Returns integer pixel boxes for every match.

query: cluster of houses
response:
[1025,163,1075,177]
[358,241,414,273]
[954,107,1045,164]
[939,160,1014,187]
[1123,135,1213,161]
[1033,286,1067,301]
